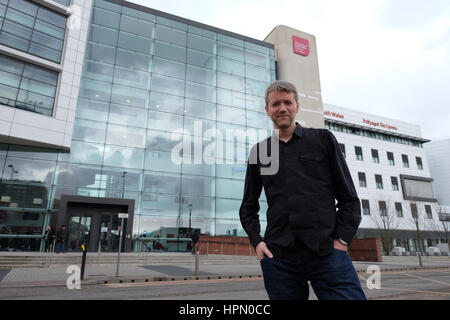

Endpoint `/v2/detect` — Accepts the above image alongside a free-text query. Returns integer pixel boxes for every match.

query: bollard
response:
[80,243,87,280]
[194,251,199,275]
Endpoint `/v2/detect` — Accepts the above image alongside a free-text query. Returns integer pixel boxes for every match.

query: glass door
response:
[67,215,92,252]
[98,214,120,252]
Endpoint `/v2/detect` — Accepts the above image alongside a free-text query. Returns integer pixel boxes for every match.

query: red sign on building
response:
[292,36,310,56]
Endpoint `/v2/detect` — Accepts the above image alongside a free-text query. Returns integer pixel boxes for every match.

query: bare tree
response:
[407,199,427,267]
[370,196,400,256]
[429,203,450,247]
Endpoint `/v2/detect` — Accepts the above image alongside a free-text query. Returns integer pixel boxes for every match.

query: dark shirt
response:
[239,123,361,259]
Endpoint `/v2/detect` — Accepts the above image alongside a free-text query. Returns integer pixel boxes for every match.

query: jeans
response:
[55,241,65,253]
[260,248,366,300]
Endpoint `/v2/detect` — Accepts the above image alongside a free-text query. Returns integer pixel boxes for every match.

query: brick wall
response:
[198,236,383,262]
[348,238,383,262]
[198,236,256,256]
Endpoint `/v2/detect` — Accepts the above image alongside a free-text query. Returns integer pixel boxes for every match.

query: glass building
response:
[0,0,276,252]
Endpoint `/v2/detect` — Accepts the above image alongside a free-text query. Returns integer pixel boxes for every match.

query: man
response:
[191,230,199,255]
[55,225,67,254]
[239,80,366,300]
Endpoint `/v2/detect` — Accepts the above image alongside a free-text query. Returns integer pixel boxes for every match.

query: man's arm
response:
[323,130,362,246]
[239,148,264,250]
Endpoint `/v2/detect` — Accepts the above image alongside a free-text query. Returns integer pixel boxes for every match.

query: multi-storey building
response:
[324,104,447,253]
[0,0,324,252]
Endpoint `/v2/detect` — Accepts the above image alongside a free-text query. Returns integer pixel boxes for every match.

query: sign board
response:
[292,36,310,56]
[101,227,108,233]
[118,213,128,219]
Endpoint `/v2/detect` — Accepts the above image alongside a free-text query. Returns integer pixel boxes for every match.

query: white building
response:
[323,104,447,253]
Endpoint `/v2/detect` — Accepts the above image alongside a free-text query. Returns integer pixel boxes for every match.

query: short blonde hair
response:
[265,80,299,105]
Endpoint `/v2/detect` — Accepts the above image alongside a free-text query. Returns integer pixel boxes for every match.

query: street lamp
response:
[188,203,192,236]
[121,171,127,198]
[8,165,18,180]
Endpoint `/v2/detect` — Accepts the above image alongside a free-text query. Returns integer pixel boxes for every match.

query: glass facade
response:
[0,0,275,251]
[0,0,67,63]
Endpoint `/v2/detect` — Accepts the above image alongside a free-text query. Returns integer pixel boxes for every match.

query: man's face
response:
[265,91,299,129]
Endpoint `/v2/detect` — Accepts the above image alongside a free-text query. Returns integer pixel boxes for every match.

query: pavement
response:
[0,253,449,288]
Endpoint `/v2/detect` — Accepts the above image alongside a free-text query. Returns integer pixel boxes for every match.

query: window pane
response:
[55,163,102,188]
[152,57,186,80]
[247,110,272,129]
[28,42,61,62]
[245,49,270,68]
[72,119,107,143]
[82,60,114,82]
[144,150,181,173]
[117,31,152,54]
[155,24,186,46]
[185,81,216,103]
[187,33,216,54]
[75,99,110,122]
[184,98,216,121]
[217,57,245,77]
[122,6,154,22]
[109,104,148,128]
[2,18,32,40]
[110,84,149,109]
[149,91,184,114]
[217,105,246,125]
[151,73,185,96]
[86,42,116,64]
[154,40,186,63]
[120,14,153,38]
[89,24,118,46]
[147,129,182,152]
[79,79,111,102]
[115,48,150,72]
[218,41,244,62]
[144,171,180,195]
[148,110,183,132]
[8,0,38,17]
[103,145,144,169]
[113,66,151,89]
[217,72,245,92]
[217,88,245,108]
[216,178,244,199]
[16,90,54,114]
[187,49,216,70]
[106,124,146,148]
[246,64,271,82]
[34,19,64,39]
[67,141,105,165]
[91,7,120,29]
[186,65,216,86]
[245,78,268,96]
[181,175,215,197]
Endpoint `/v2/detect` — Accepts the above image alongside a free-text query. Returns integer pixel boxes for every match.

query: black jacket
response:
[239,123,361,257]
[56,228,66,243]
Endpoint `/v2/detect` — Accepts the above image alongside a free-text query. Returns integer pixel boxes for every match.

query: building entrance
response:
[57,195,134,252]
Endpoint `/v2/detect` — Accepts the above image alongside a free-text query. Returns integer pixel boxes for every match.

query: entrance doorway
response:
[98,213,120,252]
[57,195,134,252]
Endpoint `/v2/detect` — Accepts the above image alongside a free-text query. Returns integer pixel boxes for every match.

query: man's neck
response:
[276,123,296,142]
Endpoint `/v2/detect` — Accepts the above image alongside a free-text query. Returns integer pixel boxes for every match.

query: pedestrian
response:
[191,230,199,255]
[55,225,67,254]
[43,225,55,252]
[239,80,366,300]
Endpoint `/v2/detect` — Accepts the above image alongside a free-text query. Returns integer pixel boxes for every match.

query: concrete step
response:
[0,253,258,268]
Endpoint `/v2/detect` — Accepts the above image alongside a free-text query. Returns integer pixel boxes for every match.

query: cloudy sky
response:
[130,0,450,141]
